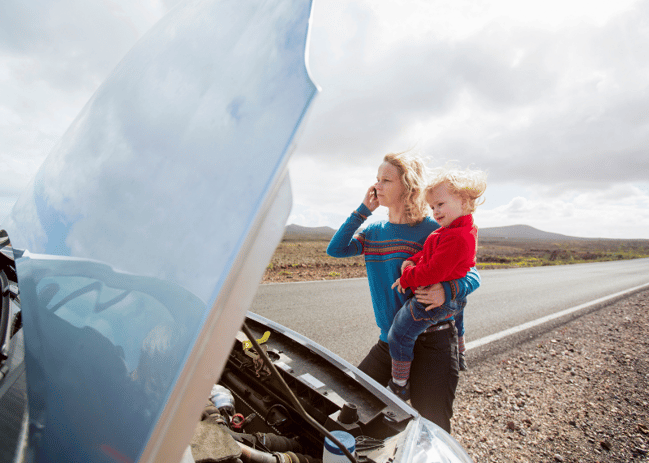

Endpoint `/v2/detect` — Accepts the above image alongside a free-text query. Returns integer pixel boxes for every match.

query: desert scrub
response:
[477,249,649,270]
[265,238,649,279]
[268,240,365,269]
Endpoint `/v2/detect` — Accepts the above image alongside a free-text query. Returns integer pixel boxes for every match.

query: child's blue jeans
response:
[388,296,466,362]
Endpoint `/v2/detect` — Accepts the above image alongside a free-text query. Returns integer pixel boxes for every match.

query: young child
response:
[387,165,487,400]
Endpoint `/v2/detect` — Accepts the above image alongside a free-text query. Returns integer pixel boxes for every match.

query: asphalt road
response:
[250,258,649,366]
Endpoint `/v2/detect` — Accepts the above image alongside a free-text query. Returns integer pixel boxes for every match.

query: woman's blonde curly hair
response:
[383,151,429,225]
[426,164,487,214]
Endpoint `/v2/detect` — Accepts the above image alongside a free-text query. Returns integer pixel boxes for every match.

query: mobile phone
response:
[372,188,377,198]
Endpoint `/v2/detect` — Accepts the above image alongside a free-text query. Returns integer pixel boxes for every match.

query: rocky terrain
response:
[452,290,649,462]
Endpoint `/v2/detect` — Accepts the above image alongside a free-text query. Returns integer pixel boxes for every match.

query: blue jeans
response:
[455,311,465,337]
[388,296,466,362]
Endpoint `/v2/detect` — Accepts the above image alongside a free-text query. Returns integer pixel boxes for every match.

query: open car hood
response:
[1,0,317,461]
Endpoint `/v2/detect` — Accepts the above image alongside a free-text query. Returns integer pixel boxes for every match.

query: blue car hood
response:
[1,0,317,461]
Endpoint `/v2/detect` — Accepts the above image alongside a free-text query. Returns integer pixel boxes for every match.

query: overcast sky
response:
[2,0,649,239]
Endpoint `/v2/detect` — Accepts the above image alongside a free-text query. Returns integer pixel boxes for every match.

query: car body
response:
[0,0,473,462]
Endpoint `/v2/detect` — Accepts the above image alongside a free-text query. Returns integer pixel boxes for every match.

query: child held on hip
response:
[387,165,487,400]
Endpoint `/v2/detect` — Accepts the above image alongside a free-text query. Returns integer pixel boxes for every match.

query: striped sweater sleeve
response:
[326,203,371,257]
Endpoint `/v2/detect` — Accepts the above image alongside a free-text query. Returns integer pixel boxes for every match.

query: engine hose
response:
[225,427,302,454]
[237,443,321,463]
[238,442,277,463]
[203,404,304,455]
[285,451,322,463]
[256,432,303,453]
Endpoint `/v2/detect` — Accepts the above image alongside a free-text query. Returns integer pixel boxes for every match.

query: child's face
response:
[427,183,467,228]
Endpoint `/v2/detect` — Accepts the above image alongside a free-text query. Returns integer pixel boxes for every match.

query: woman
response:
[326,151,480,433]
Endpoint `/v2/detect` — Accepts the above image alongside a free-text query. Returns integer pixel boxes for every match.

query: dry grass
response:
[264,241,366,282]
[262,238,649,283]
[477,238,649,269]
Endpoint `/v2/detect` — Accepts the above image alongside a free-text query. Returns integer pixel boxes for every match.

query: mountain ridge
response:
[284,223,609,241]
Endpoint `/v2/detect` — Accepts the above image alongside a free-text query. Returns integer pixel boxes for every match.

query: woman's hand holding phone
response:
[363,185,379,211]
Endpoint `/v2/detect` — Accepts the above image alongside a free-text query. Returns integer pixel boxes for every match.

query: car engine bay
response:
[189,316,415,463]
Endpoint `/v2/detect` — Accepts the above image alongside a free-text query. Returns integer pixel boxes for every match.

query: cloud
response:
[2,0,649,239]
[0,156,43,196]
[0,0,166,206]
[0,0,143,90]
[475,184,649,239]
[297,0,649,191]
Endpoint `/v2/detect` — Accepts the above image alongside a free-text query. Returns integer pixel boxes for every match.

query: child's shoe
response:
[459,352,468,371]
[387,378,410,402]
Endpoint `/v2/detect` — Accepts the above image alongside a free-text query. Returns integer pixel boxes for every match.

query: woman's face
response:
[375,162,405,208]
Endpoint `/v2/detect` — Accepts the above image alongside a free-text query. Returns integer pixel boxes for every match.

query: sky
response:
[2,0,649,239]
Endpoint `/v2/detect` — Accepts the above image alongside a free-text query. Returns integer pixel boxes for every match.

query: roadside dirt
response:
[453,290,649,462]
[263,241,366,283]
[261,240,649,283]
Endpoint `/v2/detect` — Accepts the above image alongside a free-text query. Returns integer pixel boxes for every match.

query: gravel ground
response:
[452,290,649,462]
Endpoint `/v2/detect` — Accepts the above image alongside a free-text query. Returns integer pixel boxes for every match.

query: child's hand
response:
[401,260,415,274]
[391,278,405,293]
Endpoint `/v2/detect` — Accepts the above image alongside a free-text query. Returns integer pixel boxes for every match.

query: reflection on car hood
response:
[1,0,317,461]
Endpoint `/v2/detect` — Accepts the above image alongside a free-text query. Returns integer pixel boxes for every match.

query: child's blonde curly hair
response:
[426,164,487,214]
[383,151,429,225]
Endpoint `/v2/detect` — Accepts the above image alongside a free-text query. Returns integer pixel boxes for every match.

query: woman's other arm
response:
[442,267,481,300]
[414,267,481,308]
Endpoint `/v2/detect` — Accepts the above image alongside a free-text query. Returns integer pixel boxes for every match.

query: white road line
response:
[261,277,367,285]
[466,282,649,351]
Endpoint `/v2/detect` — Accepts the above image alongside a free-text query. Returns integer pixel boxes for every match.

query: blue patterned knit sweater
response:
[327,203,480,342]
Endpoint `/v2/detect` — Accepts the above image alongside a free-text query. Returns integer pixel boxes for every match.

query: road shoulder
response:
[453,289,649,461]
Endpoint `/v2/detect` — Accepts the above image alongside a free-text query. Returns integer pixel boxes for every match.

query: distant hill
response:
[477,224,586,241]
[284,223,591,241]
[284,224,337,240]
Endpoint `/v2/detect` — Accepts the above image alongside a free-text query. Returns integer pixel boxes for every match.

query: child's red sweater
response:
[399,214,477,290]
